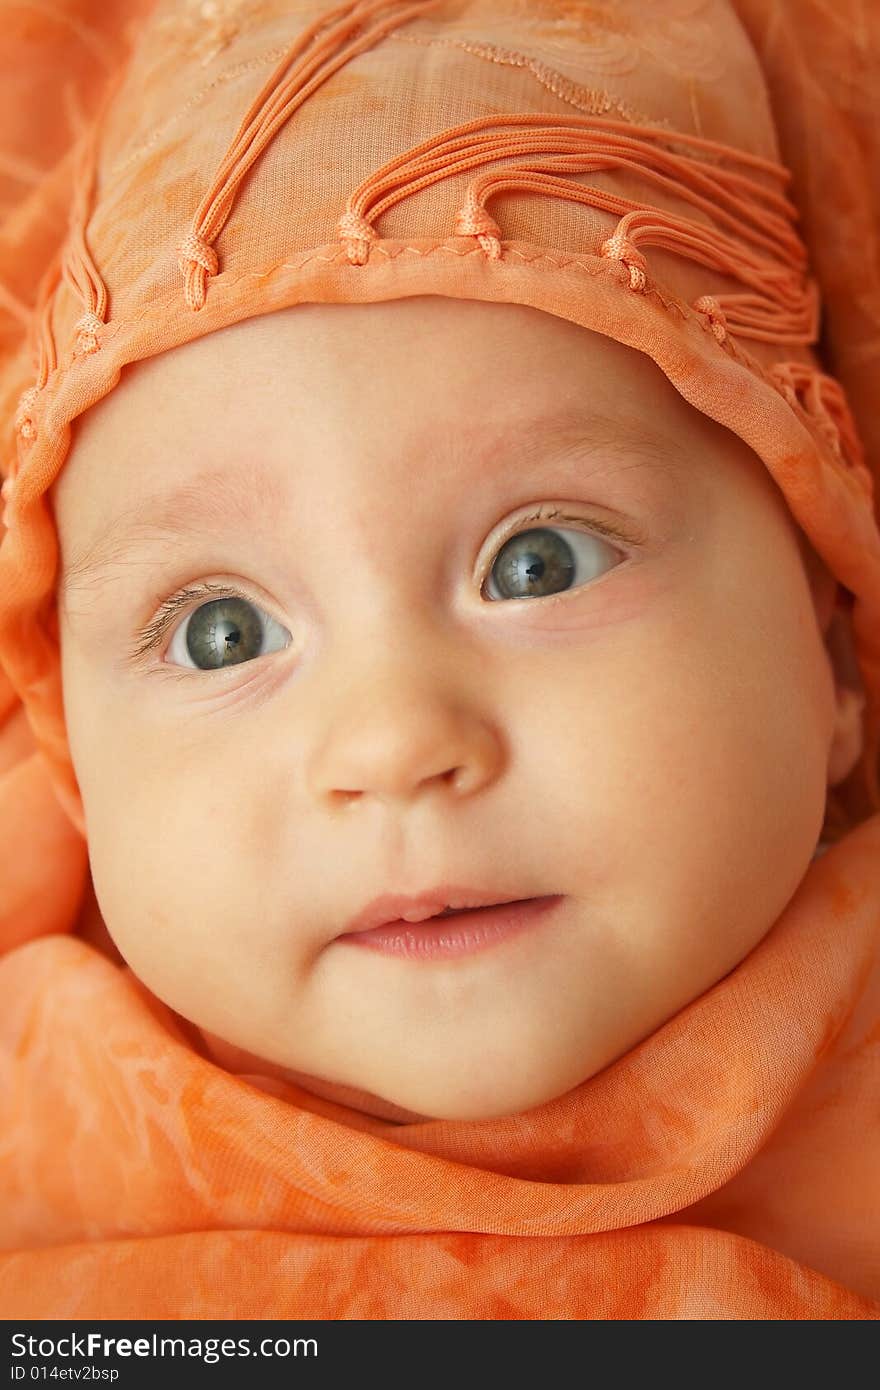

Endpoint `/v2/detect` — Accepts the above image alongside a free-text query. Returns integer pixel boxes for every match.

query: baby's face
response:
[54,298,842,1123]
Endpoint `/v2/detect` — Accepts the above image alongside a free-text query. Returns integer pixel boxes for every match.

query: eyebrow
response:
[61,461,288,600]
[59,403,685,599]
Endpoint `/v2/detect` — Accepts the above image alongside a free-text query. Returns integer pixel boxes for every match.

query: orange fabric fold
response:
[2,813,879,1319]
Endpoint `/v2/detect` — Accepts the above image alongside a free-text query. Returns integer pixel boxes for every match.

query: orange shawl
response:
[2,777,879,1318]
[1,0,880,1319]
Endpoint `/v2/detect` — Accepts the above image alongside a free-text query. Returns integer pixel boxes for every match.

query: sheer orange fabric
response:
[1,0,879,1318]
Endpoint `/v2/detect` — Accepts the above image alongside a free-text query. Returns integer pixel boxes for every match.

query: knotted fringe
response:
[768,361,870,480]
[175,0,446,313]
[9,0,845,485]
[5,0,446,522]
[337,111,814,342]
[5,0,869,560]
[2,62,129,527]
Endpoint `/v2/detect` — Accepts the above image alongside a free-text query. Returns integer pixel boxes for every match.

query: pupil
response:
[186,597,263,669]
[491,527,575,599]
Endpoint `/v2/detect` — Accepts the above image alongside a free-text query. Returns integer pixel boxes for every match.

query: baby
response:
[2,0,879,1323]
[52,294,865,1125]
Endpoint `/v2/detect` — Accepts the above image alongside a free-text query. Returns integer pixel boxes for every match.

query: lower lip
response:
[338,896,564,960]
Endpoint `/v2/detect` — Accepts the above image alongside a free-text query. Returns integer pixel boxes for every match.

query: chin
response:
[389,1074,573,1124]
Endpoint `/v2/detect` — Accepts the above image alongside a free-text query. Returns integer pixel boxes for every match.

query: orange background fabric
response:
[1,0,879,1319]
[2,815,879,1318]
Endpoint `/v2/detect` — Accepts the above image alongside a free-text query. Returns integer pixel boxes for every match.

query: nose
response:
[305,652,505,809]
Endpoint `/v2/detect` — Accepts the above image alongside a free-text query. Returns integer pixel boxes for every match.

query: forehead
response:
[51,297,778,561]
[61,297,713,429]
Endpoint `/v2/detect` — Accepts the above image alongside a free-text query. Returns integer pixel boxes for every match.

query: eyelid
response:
[128,506,644,668]
[475,503,642,587]
[128,580,245,665]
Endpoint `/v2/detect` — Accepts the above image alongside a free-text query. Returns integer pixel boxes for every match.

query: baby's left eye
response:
[165,596,291,672]
[482,525,621,601]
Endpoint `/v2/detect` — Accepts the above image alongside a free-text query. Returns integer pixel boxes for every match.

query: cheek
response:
[61,660,270,1016]
[83,780,271,1031]
[526,576,828,910]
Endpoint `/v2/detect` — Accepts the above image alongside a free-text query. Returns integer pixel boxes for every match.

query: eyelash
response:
[129,580,248,664]
[127,505,641,667]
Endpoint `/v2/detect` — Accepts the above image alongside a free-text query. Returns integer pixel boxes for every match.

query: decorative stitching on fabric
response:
[46,242,779,381]
[152,0,278,71]
[107,44,297,178]
[8,258,856,519]
[31,241,683,388]
[19,239,845,482]
[386,31,666,129]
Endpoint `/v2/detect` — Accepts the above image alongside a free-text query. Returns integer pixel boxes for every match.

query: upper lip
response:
[341,885,534,936]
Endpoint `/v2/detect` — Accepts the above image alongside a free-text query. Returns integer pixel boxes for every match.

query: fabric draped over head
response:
[1,0,880,848]
[1,0,880,1320]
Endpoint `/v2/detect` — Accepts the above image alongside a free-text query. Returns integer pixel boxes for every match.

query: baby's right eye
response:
[482,523,622,601]
[164,594,292,672]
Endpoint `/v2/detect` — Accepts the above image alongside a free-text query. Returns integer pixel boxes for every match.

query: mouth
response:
[340,885,544,936]
[337,895,565,961]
